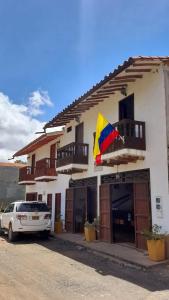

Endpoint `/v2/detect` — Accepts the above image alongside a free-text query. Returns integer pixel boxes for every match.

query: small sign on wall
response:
[155,196,163,218]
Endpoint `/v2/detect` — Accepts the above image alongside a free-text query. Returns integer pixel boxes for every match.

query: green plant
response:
[142,224,167,240]
[55,213,62,222]
[84,221,95,228]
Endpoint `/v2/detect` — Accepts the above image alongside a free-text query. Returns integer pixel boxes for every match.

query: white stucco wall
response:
[58,65,169,232]
[25,64,169,233]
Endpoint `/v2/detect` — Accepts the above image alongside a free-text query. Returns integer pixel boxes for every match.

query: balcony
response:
[35,158,57,182]
[18,166,35,185]
[56,142,89,174]
[101,119,146,166]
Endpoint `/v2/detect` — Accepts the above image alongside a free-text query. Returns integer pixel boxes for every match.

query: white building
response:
[14,132,70,231]
[15,56,169,249]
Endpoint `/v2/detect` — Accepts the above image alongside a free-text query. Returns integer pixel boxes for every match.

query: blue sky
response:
[0,0,169,121]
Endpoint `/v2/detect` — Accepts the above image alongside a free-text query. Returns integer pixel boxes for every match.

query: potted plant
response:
[54,214,63,234]
[142,224,166,261]
[93,217,100,240]
[84,221,96,242]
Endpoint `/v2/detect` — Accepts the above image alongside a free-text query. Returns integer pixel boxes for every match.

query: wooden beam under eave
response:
[91,95,110,99]
[97,88,121,94]
[109,79,136,84]
[133,63,160,67]
[125,68,151,73]
[102,84,128,89]
[114,74,143,80]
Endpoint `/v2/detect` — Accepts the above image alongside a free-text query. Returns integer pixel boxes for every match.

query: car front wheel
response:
[8,224,17,242]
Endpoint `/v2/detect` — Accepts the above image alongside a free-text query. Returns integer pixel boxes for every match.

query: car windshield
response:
[16,203,49,212]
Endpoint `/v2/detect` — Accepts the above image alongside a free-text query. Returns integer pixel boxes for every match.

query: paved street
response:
[0,235,169,300]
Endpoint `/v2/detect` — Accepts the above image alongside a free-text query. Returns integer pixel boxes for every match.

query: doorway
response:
[65,186,97,234]
[111,183,135,244]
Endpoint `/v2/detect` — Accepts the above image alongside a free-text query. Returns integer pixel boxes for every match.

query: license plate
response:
[32,216,39,220]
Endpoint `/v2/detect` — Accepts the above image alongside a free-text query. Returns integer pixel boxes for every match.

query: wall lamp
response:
[120,86,127,97]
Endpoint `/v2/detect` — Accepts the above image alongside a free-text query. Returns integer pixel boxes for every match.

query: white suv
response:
[0,201,51,242]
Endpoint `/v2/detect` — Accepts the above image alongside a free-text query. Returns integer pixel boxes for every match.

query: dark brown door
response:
[99,184,112,242]
[65,188,74,232]
[26,192,37,201]
[47,194,52,210]
[75,123,84,143]
[74,187,88,233]
[134,182,151,249]
[38,194,42,202]
[31,154,35,174]
[55,193,61,221]
[50,143,56,168]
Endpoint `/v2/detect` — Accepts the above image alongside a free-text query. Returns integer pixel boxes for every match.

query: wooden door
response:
[47,194,52,211]
[26,192,37,201]
[31,154,35,174]
[134,182,151,249]
[65,188,74,232]
[74,187,88,233]
[75,123,84,143]
[55,193,61,221]
[99,184,112,242]
[50,143,56,168]
[38,194,42,202]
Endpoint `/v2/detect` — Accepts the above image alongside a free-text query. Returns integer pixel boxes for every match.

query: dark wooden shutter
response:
[47,194,52,210]
[26,192,37,201]
[31,154,36,174]
[50,143,56,168]
[75,123,84,143]
[38,194,42,202]
[65,188,74,233]
[134,182,151,249]
[99,184,112,242]
[55,193,61,221]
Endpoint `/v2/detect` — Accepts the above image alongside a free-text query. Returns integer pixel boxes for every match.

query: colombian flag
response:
[93,113,120,165]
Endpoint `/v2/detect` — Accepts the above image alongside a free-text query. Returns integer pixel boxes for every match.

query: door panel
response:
[134,182,150,249]
[55,193,61,221]
[100,184,112,242]
[74,187,88,233]
[31,154,36,174]
[50,143,56,168]
[75,123,84,143]
[26,193,37,201]
[47,194,52,211]
[65,188,74,232]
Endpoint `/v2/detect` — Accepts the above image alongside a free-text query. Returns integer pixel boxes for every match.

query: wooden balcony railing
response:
[57,142,89,168]
[19,166,35,182]
[105,119,146,154]
[35,158,57,178]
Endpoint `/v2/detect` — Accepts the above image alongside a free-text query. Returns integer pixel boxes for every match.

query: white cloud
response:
[0,92,45,162]
[28,89,53,116]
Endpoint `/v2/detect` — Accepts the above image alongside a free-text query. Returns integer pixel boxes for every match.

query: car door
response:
[2,204,14,228]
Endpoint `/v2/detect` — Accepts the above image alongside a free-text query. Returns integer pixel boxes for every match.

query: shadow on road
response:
[4,233,169,293]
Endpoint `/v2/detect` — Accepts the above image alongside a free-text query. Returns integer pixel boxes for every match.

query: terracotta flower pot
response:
[55,221,63,234]
[147,239,165,261]
[84,226,96,242]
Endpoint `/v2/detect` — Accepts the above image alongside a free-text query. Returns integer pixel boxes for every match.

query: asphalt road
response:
[0,235,169,300]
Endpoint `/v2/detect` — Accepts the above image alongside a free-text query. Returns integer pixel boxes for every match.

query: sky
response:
[1,0,169,161]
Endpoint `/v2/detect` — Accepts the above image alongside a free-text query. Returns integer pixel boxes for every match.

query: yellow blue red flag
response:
[93,113,120,165]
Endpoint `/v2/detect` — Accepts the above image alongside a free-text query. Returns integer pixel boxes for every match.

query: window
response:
[16,203,49,212]
[119,94,134,121]
[4,204,14,213]
[67,126,72,133]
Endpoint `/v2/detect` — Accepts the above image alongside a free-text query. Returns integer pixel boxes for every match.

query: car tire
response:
[8,224,17,242]
[40,231,50,239]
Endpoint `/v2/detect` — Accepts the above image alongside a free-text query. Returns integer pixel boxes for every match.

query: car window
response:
[4,204,14,213]
[16,203,49,212]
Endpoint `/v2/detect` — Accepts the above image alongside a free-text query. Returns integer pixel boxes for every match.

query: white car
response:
[0,201,51,242]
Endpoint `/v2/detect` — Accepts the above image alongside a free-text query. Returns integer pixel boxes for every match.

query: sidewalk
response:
[52,232,169,269]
